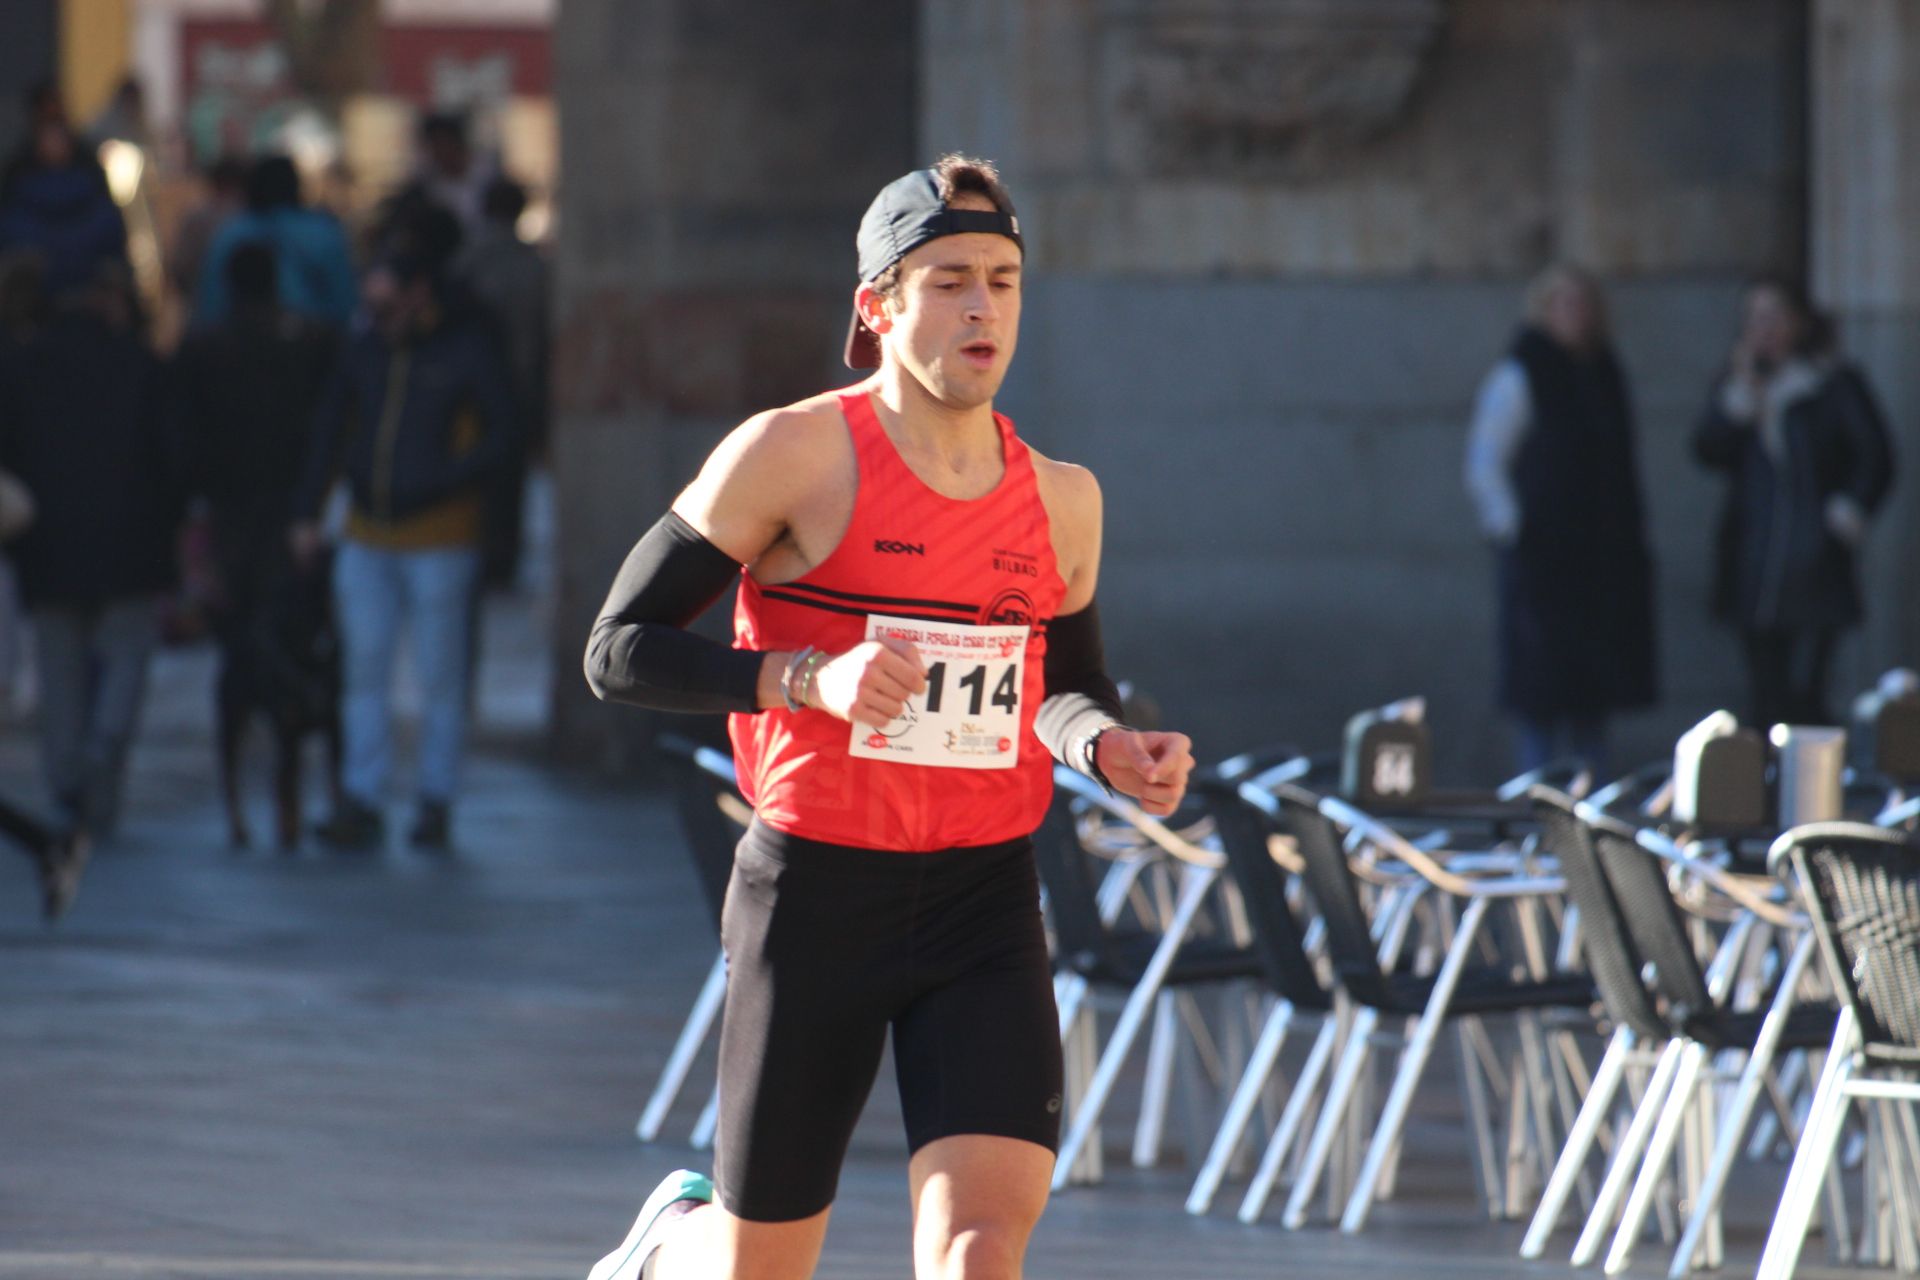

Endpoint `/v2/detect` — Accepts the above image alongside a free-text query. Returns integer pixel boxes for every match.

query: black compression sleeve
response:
[583,511,766,715]
[1037,601,1127,777]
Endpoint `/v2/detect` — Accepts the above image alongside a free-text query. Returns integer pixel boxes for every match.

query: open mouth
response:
[960,341,997,367]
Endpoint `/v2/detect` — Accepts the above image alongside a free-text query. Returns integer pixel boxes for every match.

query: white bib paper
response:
[847,614,1028,769]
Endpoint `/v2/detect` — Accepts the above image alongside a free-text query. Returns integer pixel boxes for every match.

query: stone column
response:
[1811,0,1920,686]
[548,2,916,768]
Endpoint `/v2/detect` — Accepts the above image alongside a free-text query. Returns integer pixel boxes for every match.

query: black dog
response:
[214,547,341,849]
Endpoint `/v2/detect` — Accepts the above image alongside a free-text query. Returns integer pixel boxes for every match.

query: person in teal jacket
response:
[191,155,358,331]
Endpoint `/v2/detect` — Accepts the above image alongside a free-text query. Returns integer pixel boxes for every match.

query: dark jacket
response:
[0,310,183,607]
[295,297,517,527]
[0,155,127,298]
[1694,360,1894,633]
[174,308,339,567]
[1498,327,1658,717]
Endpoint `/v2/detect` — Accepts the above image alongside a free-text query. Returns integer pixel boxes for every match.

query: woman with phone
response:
[1694,276,1895,727]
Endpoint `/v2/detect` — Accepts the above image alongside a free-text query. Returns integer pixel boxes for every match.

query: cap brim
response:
[844,308,881,369]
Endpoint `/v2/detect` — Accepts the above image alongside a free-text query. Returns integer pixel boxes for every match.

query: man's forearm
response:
[584,511,772,715]
[1038,601,1126,781]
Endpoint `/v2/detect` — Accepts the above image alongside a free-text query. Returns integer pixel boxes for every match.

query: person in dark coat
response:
[289,206,518,852]
[177,242,340,602]
[175,242,343,845]
[1465,264,1657,774]
[0,84,128,300]
[0,251,91,918]
[1693,276,1894,728]
[0,260,183,839]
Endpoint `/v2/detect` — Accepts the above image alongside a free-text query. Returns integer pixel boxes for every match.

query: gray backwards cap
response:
[844,167,1022,369]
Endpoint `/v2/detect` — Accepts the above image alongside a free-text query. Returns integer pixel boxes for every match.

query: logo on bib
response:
[983,588,1035,626]
[874,539,925,556]
[944,722,1011,757]
[873,702,917,739]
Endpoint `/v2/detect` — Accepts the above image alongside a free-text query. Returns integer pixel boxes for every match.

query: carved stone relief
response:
[1099,0,1450,178]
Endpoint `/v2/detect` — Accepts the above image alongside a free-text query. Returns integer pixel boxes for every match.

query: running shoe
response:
[588,1168,713,1280]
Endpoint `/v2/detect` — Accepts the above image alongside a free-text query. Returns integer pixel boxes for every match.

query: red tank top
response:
[729,391,1066,851]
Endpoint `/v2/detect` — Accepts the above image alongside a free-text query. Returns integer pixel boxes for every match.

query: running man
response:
[582,154,1194,1280]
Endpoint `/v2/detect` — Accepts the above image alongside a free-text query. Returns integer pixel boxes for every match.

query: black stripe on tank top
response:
[765,581,980,613]
[759,590,980,626]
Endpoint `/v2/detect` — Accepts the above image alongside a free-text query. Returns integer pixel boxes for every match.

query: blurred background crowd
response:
[0,0,554,908]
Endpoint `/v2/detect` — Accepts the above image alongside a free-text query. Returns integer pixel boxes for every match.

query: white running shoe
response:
[587,1168,714,1280]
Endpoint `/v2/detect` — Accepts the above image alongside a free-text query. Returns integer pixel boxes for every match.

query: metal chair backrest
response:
[1530,787,1666,1040]
[1773,821,1920,1063]
[656,732,743,934]
[1201,777,1330,1009]
[1588,813,1714,1021]
[1276,788,1395,1008]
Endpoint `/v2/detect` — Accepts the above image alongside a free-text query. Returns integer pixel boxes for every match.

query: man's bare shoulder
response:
[718,392,850,475]
[1026,444,1102,524]
[673,390,856,560]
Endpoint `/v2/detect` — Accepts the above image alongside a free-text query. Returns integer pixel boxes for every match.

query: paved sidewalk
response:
[0,618,1863,1279]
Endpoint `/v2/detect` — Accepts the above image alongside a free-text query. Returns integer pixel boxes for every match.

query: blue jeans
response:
[33,597,161,835]
[332,540,480,808]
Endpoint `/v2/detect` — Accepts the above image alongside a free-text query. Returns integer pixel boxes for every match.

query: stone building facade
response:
[551,0,1915,781]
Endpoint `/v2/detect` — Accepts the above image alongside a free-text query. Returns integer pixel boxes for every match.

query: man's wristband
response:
[775,652,814,710]
[781,647,828,712]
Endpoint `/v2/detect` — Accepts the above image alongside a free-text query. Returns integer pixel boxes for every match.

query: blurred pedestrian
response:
[455,176,548,590]
[0,84,127,299]
[1694,275,1895,727]
[178,243,340,585]
[0,263,85,914]
[1464,263,1657,774]
[403,112,497,237]
[0,251,42,717]
[193,154,358,331]
[0,260,183,841]
[168,155,247,322]
[291,210,517,852]
[176,242,342,846]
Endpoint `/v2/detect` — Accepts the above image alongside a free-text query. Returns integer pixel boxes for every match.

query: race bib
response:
[848,614,1028,769]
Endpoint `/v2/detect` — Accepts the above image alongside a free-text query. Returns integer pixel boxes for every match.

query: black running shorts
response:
[712,819,1064,1222]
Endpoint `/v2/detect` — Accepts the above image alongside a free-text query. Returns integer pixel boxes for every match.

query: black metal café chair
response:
[1267,788,1596,1232]
[1039,774,1265,1192]
[1520,787,1672,1260]
[1761,822,1920,1280]
[633,732,744,1146]
[1521,789,1838,1274]
[1570,805,1840,1275]
[1182,775,1340,1215]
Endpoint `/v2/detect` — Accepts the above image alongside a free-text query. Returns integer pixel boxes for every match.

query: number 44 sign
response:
[848,614,1028,769]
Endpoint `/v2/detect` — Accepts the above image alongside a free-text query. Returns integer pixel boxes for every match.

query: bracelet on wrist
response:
[796,650,826,709]
[780,646,818,712]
